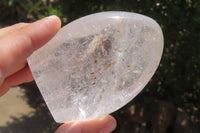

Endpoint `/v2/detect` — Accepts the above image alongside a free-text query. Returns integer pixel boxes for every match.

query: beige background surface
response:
[0,87,35,127]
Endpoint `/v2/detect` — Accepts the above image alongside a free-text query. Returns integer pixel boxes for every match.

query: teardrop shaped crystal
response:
[28,11,163,123]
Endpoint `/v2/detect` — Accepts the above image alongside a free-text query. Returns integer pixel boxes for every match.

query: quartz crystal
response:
[28,11,164,123]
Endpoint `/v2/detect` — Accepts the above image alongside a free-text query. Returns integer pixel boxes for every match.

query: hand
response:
[55,115,116,133]
[0,16,116,133]
[0,15,61,96]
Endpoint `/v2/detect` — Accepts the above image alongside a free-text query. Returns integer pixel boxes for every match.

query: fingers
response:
[5,60,27,77]
[55,115,117,133]
[4,65,33,85]
[0,15,61,77]
[0,66,33,97]
[0,23,28,40]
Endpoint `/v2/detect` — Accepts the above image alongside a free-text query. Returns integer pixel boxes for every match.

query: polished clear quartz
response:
[28,11,164,123]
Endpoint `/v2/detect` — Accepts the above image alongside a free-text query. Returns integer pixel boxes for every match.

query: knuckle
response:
[12,23,29,32]
[20,34,35,53]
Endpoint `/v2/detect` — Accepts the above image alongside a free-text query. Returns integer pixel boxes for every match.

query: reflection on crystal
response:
[28,11,164,123]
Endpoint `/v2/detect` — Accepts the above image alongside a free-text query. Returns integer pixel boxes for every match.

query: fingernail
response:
[41,15,57,20]
[99,116,117,133]
[42,15,60,23]
[38,15,61,30]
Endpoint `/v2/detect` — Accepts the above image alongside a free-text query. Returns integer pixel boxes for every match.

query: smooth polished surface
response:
[28,11,163,123]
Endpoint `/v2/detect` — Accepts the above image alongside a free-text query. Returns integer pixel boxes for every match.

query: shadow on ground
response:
[0,82,60,133]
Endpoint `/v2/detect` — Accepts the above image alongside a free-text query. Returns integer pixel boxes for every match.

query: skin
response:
[0,15,116,133]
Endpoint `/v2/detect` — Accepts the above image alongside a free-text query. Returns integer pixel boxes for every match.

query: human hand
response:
[0,15,116,133]
[0,15,61,96]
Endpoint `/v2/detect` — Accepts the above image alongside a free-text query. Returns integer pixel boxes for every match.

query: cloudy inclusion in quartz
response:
[28,11,163,123]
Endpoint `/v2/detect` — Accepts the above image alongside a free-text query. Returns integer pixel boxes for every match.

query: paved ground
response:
[0,87,35,131]
[0,86,59,133]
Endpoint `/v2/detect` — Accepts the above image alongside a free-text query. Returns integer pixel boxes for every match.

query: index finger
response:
[0,15,61,77]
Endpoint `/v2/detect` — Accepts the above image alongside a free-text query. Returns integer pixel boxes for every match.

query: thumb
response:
[55,115,117,133]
